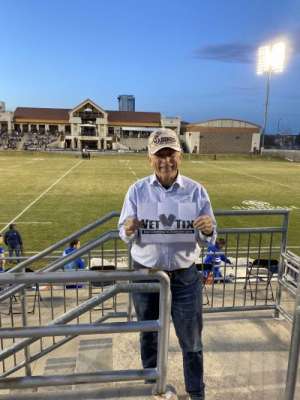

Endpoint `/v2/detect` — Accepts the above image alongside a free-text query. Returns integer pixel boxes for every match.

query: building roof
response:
[184,126,260,134]
[107,111,161,125]
[14,107,70,123]
[187,118,261,129]
[14,106,161,126]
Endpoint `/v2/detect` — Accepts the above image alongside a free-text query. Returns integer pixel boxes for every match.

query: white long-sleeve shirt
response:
[118,173,216,271]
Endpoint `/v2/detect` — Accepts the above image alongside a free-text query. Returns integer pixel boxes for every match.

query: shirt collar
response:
[150,173,184,189]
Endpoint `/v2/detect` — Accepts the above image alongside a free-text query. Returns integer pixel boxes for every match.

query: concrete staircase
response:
[1,311,296,400]
[7,332,176,400]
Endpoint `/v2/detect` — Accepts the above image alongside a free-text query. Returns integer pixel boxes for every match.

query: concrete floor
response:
[0,287,299,399]
[202,311,299,400]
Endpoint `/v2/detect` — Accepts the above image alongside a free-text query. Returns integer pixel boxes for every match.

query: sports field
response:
[0,151,299,254]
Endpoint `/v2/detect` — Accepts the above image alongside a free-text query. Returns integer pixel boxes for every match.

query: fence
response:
[1,208,299,399]
[0,270,171,396]
[278,251,300,400]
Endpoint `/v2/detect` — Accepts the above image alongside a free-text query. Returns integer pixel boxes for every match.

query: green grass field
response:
[0,151,299,254]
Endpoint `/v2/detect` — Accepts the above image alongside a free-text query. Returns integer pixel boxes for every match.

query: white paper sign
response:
[137,200,197,243]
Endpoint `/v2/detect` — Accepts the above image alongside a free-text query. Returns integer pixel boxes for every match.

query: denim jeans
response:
[132,263,205,399]
[8,246,21,263]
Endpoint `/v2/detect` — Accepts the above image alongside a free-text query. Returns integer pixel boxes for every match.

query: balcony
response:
[76,111,104,120]
[80,125,98,137]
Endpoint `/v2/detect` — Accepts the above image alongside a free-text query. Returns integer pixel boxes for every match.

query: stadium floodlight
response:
[257,42,286,75]
[257,41,286,152]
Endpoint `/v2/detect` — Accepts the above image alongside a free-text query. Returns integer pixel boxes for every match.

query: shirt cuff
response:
[119,226,138,244]
[198,229,217,245]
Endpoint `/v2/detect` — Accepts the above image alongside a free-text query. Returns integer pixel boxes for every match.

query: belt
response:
[133,261,195,276]
[164,263,195,278]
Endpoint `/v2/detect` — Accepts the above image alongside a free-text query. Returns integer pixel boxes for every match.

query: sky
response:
[1,0,300,133]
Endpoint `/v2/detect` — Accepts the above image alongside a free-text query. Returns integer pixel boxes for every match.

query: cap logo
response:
[153,135,176,145]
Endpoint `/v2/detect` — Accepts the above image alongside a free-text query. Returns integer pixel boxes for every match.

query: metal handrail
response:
[1,312,128,378]
[7,211,120,274]
[0,270,171,395]
[284,262,300,400]
[3,208,288,274]
[0,230,119,303]
[1,209,290,308]
[0,209,291,396]
[276,252,300,322]
[0,228,121,380]
[214,209,289,216]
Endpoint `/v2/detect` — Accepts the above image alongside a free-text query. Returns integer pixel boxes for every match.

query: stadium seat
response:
[244,259,279,301]
[89,264,116,287]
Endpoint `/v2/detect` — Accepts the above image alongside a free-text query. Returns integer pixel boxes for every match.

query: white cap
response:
[148,128,181,155]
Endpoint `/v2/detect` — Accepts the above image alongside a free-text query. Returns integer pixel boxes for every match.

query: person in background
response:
[204,238,231,281]
[62,239,85,270]
[62,239,85,288]
[81,146,91,159]
[0,234,5,271]
[4,223,23,264]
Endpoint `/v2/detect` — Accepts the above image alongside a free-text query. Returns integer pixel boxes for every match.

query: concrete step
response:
[76,338,113,373]
[3,309,293,399]
[72,335,177,399]
[6,332,178,400]
[1,384,177,399]
[39,357,76,392]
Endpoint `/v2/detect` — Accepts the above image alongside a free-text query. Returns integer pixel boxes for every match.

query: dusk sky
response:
[1,0,300,133]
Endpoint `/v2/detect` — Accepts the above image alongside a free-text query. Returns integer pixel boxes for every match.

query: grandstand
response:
[0,99,180,153]
[0,99,262,154]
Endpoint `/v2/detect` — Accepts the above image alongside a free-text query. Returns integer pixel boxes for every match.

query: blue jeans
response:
[8,246,21,263]
[132,263,204,399]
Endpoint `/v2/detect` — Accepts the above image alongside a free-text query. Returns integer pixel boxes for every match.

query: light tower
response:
[257,41,286,151]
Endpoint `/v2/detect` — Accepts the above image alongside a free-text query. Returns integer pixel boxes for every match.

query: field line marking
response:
[0,160,83,233]
[209,163,298,191]
[0,221,52,225]
[119,160,138,179]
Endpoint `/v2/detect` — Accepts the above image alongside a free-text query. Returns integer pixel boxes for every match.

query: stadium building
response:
[0,99,180,151]
[0,99,261,153]
[0,101,13,132]
[181,119,261,154]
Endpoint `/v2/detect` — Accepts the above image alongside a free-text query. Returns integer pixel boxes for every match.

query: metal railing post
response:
[127,243,133,321]
[275,211,290,317]
[21,287,32,377]
[155,271,171,395]
[284,306,300,400]
[284,270,300,400]
[20,266,31,377]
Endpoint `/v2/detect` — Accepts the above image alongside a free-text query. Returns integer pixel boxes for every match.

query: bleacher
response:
[22,130,61,150]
